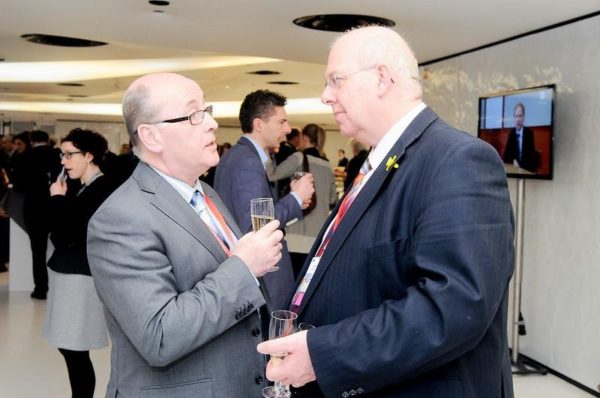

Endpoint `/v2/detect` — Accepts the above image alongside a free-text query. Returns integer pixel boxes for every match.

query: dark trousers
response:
[0,216,8,264]
[27,226,49,293]
[58,348,96,398]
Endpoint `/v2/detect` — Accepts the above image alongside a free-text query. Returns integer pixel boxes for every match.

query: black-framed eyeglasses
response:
[60,151,82,160]
[152,105,214,126]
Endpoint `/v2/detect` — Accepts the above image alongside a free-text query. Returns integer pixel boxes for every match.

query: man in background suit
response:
[258,27,515,398]
[214,90,314,310]
[25,130,61,299]
[343,138,369,191]
[503,102,539,172]
[87,73,284,398]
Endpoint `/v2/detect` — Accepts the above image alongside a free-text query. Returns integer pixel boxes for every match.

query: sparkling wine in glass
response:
[250,197,278,271]
[262,310,298,398]
[251,197,275,231]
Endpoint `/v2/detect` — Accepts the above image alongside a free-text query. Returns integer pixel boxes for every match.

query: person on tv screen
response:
[503,102,539,172]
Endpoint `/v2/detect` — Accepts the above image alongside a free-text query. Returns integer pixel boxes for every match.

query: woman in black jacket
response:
[44,128,115,398]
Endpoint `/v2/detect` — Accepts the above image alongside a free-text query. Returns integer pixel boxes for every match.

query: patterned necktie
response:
[290,159,372,313]
[191,190,237,255]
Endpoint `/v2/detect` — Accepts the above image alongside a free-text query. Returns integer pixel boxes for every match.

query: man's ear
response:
[136,124,163,154]
[375,64,395,96]
[252,117,264,134]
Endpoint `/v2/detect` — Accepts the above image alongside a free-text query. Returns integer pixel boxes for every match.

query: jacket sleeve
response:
[266,152,302,182]
[229,153,302,233]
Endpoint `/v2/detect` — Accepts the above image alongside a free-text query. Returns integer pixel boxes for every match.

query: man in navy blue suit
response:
[214,90,314,309]
[258,27,515,397]
[503,102,539,172]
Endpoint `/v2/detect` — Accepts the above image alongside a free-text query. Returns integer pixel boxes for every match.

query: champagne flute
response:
[251,198,275,231]
[250,197,278,272]
[262,310,298,398]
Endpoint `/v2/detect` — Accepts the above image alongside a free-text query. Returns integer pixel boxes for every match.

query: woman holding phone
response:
[44,128,115,398]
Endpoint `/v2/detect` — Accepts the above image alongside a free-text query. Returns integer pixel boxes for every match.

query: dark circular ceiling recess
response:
[268,81,298,85]
[21,34,107,47]
[293,14,395,32]
[247,70,281,75]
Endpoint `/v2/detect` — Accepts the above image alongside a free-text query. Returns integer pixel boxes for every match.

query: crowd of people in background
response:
[0,130,138,284]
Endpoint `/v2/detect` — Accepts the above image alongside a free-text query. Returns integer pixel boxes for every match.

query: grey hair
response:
[333,26,420,82]
[122,84,156,148]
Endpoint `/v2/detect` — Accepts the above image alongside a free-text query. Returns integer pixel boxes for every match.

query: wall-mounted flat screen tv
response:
[478,84,555,180]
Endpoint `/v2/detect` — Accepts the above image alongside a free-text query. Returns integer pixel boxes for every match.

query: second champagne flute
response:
[262,310,298,398]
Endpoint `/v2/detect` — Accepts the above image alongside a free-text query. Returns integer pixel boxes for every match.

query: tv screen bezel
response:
[477,84,555,180]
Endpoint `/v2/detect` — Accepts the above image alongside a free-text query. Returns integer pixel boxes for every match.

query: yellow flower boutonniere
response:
[385,155,399,172]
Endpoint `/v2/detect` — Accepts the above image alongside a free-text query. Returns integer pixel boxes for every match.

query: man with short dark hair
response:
[215,89,315,309]
[25,130,61,299]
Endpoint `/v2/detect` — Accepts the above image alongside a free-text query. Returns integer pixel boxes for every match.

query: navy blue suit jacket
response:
[214,136,300,309]
[503,126,539,172]
[294,108,515,398]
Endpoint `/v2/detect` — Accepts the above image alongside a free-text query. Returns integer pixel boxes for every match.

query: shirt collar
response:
[243,135,270,168]
[367,101,427,173]
[150,165,204,205]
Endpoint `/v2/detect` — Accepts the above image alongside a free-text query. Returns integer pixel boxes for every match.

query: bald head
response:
[122,73,199,148]
[332,27,421,95]
[321,27,423,145]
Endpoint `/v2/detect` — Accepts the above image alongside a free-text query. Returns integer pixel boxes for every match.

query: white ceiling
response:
[0,0,598,130]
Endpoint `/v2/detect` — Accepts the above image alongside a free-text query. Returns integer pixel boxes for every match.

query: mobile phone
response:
[58,166,67,182]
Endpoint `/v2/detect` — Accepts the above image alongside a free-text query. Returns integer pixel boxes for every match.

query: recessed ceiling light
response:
[268,81,298,85]
[58,83,85,87]
[21,33,107,47]
[247,70,281,75]
[148,0,170,6]
[293,14,395,32]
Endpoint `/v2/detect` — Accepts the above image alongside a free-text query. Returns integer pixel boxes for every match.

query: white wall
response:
[421,15,600,390]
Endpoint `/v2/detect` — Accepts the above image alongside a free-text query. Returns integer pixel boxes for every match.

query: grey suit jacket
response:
[87,162,268,398]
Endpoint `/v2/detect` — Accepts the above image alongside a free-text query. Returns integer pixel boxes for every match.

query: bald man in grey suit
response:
[87,73,283,398]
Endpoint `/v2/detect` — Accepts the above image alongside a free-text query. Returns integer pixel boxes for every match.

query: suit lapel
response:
[202,183,242,238]
[296,107,438,315]
[134,163,228,264]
